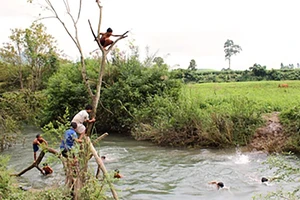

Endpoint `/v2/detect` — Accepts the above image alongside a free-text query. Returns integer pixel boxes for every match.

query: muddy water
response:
[3,127,295,199]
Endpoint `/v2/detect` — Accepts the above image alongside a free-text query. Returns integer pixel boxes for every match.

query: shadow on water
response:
[3,127,297,199]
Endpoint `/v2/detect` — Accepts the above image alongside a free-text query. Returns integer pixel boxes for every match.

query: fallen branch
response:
[12,147,58,176]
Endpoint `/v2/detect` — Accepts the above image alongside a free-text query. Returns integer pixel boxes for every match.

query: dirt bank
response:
[248,112,286,153]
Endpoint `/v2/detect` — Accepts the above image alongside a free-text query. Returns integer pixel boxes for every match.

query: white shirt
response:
[72,110,89,124]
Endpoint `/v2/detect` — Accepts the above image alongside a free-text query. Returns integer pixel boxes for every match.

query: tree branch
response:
[76,0,83,24]
[107,31,129,52]
[87,137,119,200]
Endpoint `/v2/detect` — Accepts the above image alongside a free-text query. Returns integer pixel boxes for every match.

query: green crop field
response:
[182,80,300,113]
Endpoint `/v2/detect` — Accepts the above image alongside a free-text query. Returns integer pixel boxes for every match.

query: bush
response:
[98,57,182,133]
[41,63,88,126]
[132,93,263,147]
[280,105,300,152]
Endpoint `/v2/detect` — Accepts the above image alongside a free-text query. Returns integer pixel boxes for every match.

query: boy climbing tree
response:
[24,0,129,199]
[98,28,127,49]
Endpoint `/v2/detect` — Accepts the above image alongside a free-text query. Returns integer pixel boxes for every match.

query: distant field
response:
[182,80,300,112]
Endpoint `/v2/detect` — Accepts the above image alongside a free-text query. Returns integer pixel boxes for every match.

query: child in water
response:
[42,163,53,175]
[209,181,225,190]
[114,169,123,179]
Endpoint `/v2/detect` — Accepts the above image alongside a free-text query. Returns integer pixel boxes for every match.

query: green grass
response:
[133,80,300,148]
[182,80,300,112]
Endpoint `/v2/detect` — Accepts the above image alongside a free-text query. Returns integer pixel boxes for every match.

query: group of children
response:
[32,104,123,178]
[208,177,274,191]
[101,155,123,179]
[32,105,95,175]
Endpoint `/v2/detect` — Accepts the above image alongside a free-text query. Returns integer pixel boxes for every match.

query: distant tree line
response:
[170,63,300,83]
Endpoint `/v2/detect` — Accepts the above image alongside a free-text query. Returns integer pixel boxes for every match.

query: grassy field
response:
[182,80,300,113]
[134,80,300,148]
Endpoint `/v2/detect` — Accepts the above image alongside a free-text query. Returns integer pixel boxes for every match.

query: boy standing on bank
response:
[71,105,96,139]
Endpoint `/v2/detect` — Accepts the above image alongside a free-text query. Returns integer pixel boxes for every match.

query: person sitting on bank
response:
[209,181,225,190]
[60,122,82,158]
[32,134,48,162]
[42,163,53,175]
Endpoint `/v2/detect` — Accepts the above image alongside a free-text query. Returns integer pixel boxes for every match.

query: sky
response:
[1,0,300,70]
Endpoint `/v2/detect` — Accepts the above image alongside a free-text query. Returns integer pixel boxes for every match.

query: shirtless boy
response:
[98,28,127,49]
[33,134,48,162]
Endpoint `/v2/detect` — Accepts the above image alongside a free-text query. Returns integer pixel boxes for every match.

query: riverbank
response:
[132,81,300,153]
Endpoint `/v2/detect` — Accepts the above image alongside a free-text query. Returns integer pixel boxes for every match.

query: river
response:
[3,127,295,200]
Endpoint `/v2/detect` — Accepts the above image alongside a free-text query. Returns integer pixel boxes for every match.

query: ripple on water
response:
[5,128,299,200]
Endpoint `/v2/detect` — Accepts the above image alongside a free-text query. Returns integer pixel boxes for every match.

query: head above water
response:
[36,134,41,138]
[107,28,113,33]
[217,182,224,189]
[43,163,48,166]
[261,177,268,183]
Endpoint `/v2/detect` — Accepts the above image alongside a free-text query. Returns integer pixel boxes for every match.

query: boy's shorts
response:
[33,144,39,152]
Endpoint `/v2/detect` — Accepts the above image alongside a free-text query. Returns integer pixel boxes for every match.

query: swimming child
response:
[114,169,123,179]
[42,163,53,175]
[209,181,225,190]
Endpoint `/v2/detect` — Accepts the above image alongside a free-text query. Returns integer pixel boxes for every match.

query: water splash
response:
[228,146,250,164]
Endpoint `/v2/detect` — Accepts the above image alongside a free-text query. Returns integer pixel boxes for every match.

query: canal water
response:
[4,127,295,199]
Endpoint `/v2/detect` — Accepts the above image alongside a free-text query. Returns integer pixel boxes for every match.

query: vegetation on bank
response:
[1,23,300,154]
[132,81,300,149]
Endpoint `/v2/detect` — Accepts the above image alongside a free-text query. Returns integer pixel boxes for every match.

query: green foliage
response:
[133,81,300,147]
[0,155,71,199]
[132,89,263,147]
[170,67,300,84]
[41,63,88,126]
[98,56,182,132]
[224,39,242,69]
[42,107,71,145]
[0,155,17,199]
[249,63,267,77]
[79,177,110,200]
[0,90,45,151]
[280,105,300,152]
[253,153,300,200]
[188,59,197,71]
[0,22,60,91]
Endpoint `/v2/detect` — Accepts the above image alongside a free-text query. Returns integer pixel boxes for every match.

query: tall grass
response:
[132,81,300,148]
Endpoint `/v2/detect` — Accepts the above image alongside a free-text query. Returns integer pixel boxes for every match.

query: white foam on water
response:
[234,154,250,164]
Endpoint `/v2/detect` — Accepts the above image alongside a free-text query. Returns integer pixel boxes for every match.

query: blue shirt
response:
[60,128,78,150]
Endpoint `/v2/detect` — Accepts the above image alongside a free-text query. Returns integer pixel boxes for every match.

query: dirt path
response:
[248,112,286,153]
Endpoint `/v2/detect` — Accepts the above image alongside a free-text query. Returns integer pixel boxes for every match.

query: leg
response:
[77,124,86,140]
[103,39,113,48]
[33,144,39,161]
[34,152,37,161]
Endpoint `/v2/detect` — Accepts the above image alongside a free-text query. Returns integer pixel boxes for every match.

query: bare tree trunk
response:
[87,136,119,200]
[31,1,128,198]
[17,43,24,89]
